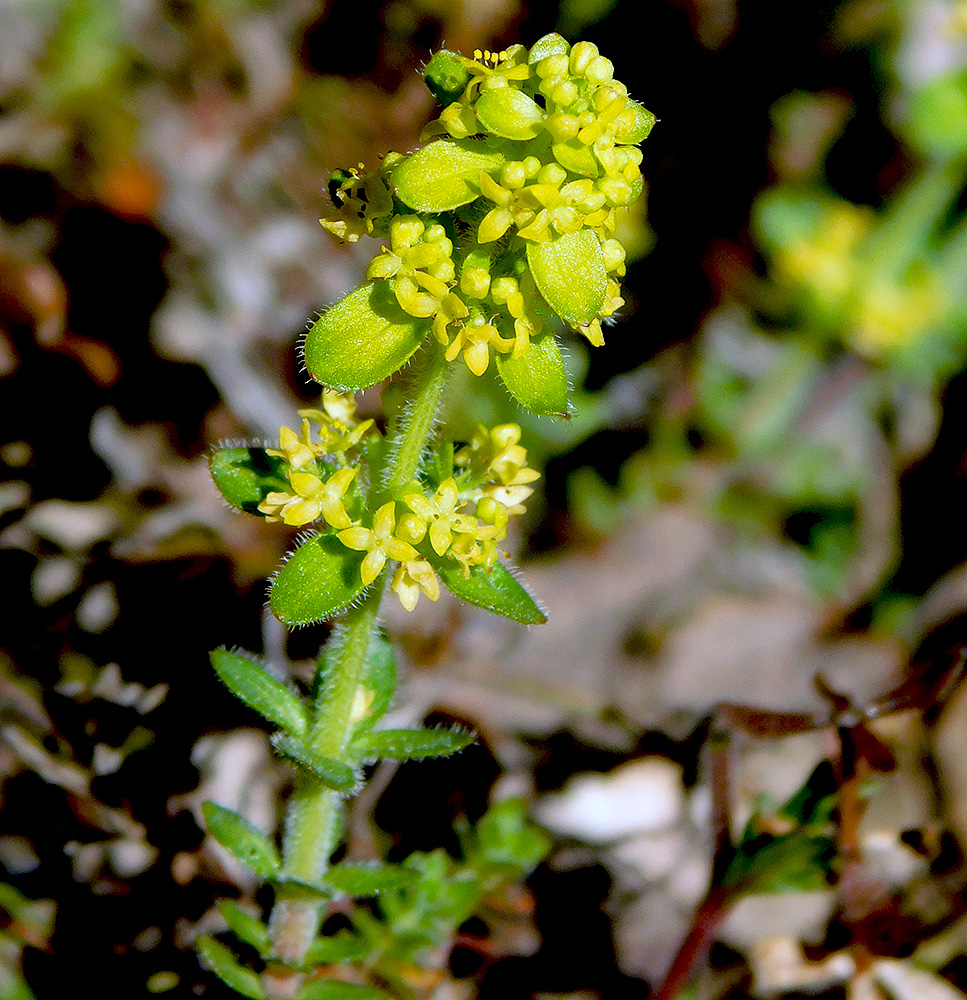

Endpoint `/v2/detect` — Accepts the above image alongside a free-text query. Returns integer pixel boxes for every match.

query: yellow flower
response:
[391,559,440,612]
[258,468,357,527]
[268,423,316,471]
[366,216,456,319]
[403,479,477,556]
[776,202,873,302]
[269,391,374,466]
[491,273,543,355]
[455,424,540,496]
[337,502,418,586]
[444,316,516,376]
[447,532,486,578]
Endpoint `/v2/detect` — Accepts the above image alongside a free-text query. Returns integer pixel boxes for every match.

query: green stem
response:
[264,344,451,990]
[379,343,451,500]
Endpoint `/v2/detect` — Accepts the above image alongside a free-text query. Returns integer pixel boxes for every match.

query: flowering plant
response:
[199,33,652,999]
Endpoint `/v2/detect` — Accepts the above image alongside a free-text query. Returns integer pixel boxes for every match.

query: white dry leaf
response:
[536,758,684,844]
[750,936,854,996]
[871,959,967,1000]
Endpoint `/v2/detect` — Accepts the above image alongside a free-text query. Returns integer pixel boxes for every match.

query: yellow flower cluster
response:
[331,423,539,612]
[257,391,374,527]
[320,35,650,377]
[774,200,948,356]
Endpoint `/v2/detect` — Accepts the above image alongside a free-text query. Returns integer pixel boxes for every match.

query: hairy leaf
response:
[209,446,291,515]
[391,138,505,212]
[496,330,570,416]
[196,936,264,999]
[217,901,270,956]
[304,282,430,391]
[271,733,356,793]
[269,533,366,627]
[527,230,606,326]
[202,802,280,879]
[322,862,419,897]
[210,648,309,739]
[475,88,545,140]
[303,933,369,966]
[351,727,473,761]
[432,558,546,624]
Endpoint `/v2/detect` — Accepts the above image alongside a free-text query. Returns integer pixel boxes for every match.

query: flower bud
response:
[569,41,599,76]
[586,55,615,85]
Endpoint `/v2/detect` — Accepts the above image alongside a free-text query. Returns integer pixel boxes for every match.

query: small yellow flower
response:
[366,216,457,319]
[268,423,316,471]
[455,423,540,498]
[403,479,478,556]
[269,391,374,466]
[447,532,486,578]
[337,502,418,586]
[258,468,357,528]
[444,316,516,376]
[391,559,440,612]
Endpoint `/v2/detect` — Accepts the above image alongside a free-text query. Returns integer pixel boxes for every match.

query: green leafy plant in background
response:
[570,1,967,609]
[0,884,55,1000]
[199,35,653,999]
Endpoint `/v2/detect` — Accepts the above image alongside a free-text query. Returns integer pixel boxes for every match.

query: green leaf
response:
[908,70,967,159]
[209,447,291,515]
[196,936,264,999]
[303,932,369,966]
[475,88,545,140]
[217,901,270,956]
[432,558,546,624]
[496,330,570,416]
[391,138,506,212]
[304,282,430,391]
[422,49,472,107]
[551,139,599,177]
[297,982,389,1000]
[527,230,607,326]
[528,33,570,63]
[202,802,280,879]
[615,100,656,144]
[723,763,838,894]
[271,733,356,793]
[269,532,366,627]
[474,798,551,872]
[351,727,473,761]
[322,862,419,897]
[210,648,310,739]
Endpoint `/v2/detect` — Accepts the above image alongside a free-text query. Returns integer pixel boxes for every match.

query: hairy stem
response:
[379,343,451,500]
[264,343,451,992]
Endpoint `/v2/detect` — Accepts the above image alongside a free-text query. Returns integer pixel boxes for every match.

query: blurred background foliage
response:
[7,0,967,998]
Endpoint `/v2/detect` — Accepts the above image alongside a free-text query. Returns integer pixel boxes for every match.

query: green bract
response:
[304,282,430,391]
[496,329,570,417]
[475,88,545,140]
[432,558,547,624]
[269,532,366,626]
[527,230,607,326]
[209,446,292,514]
[391,138,506,212]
